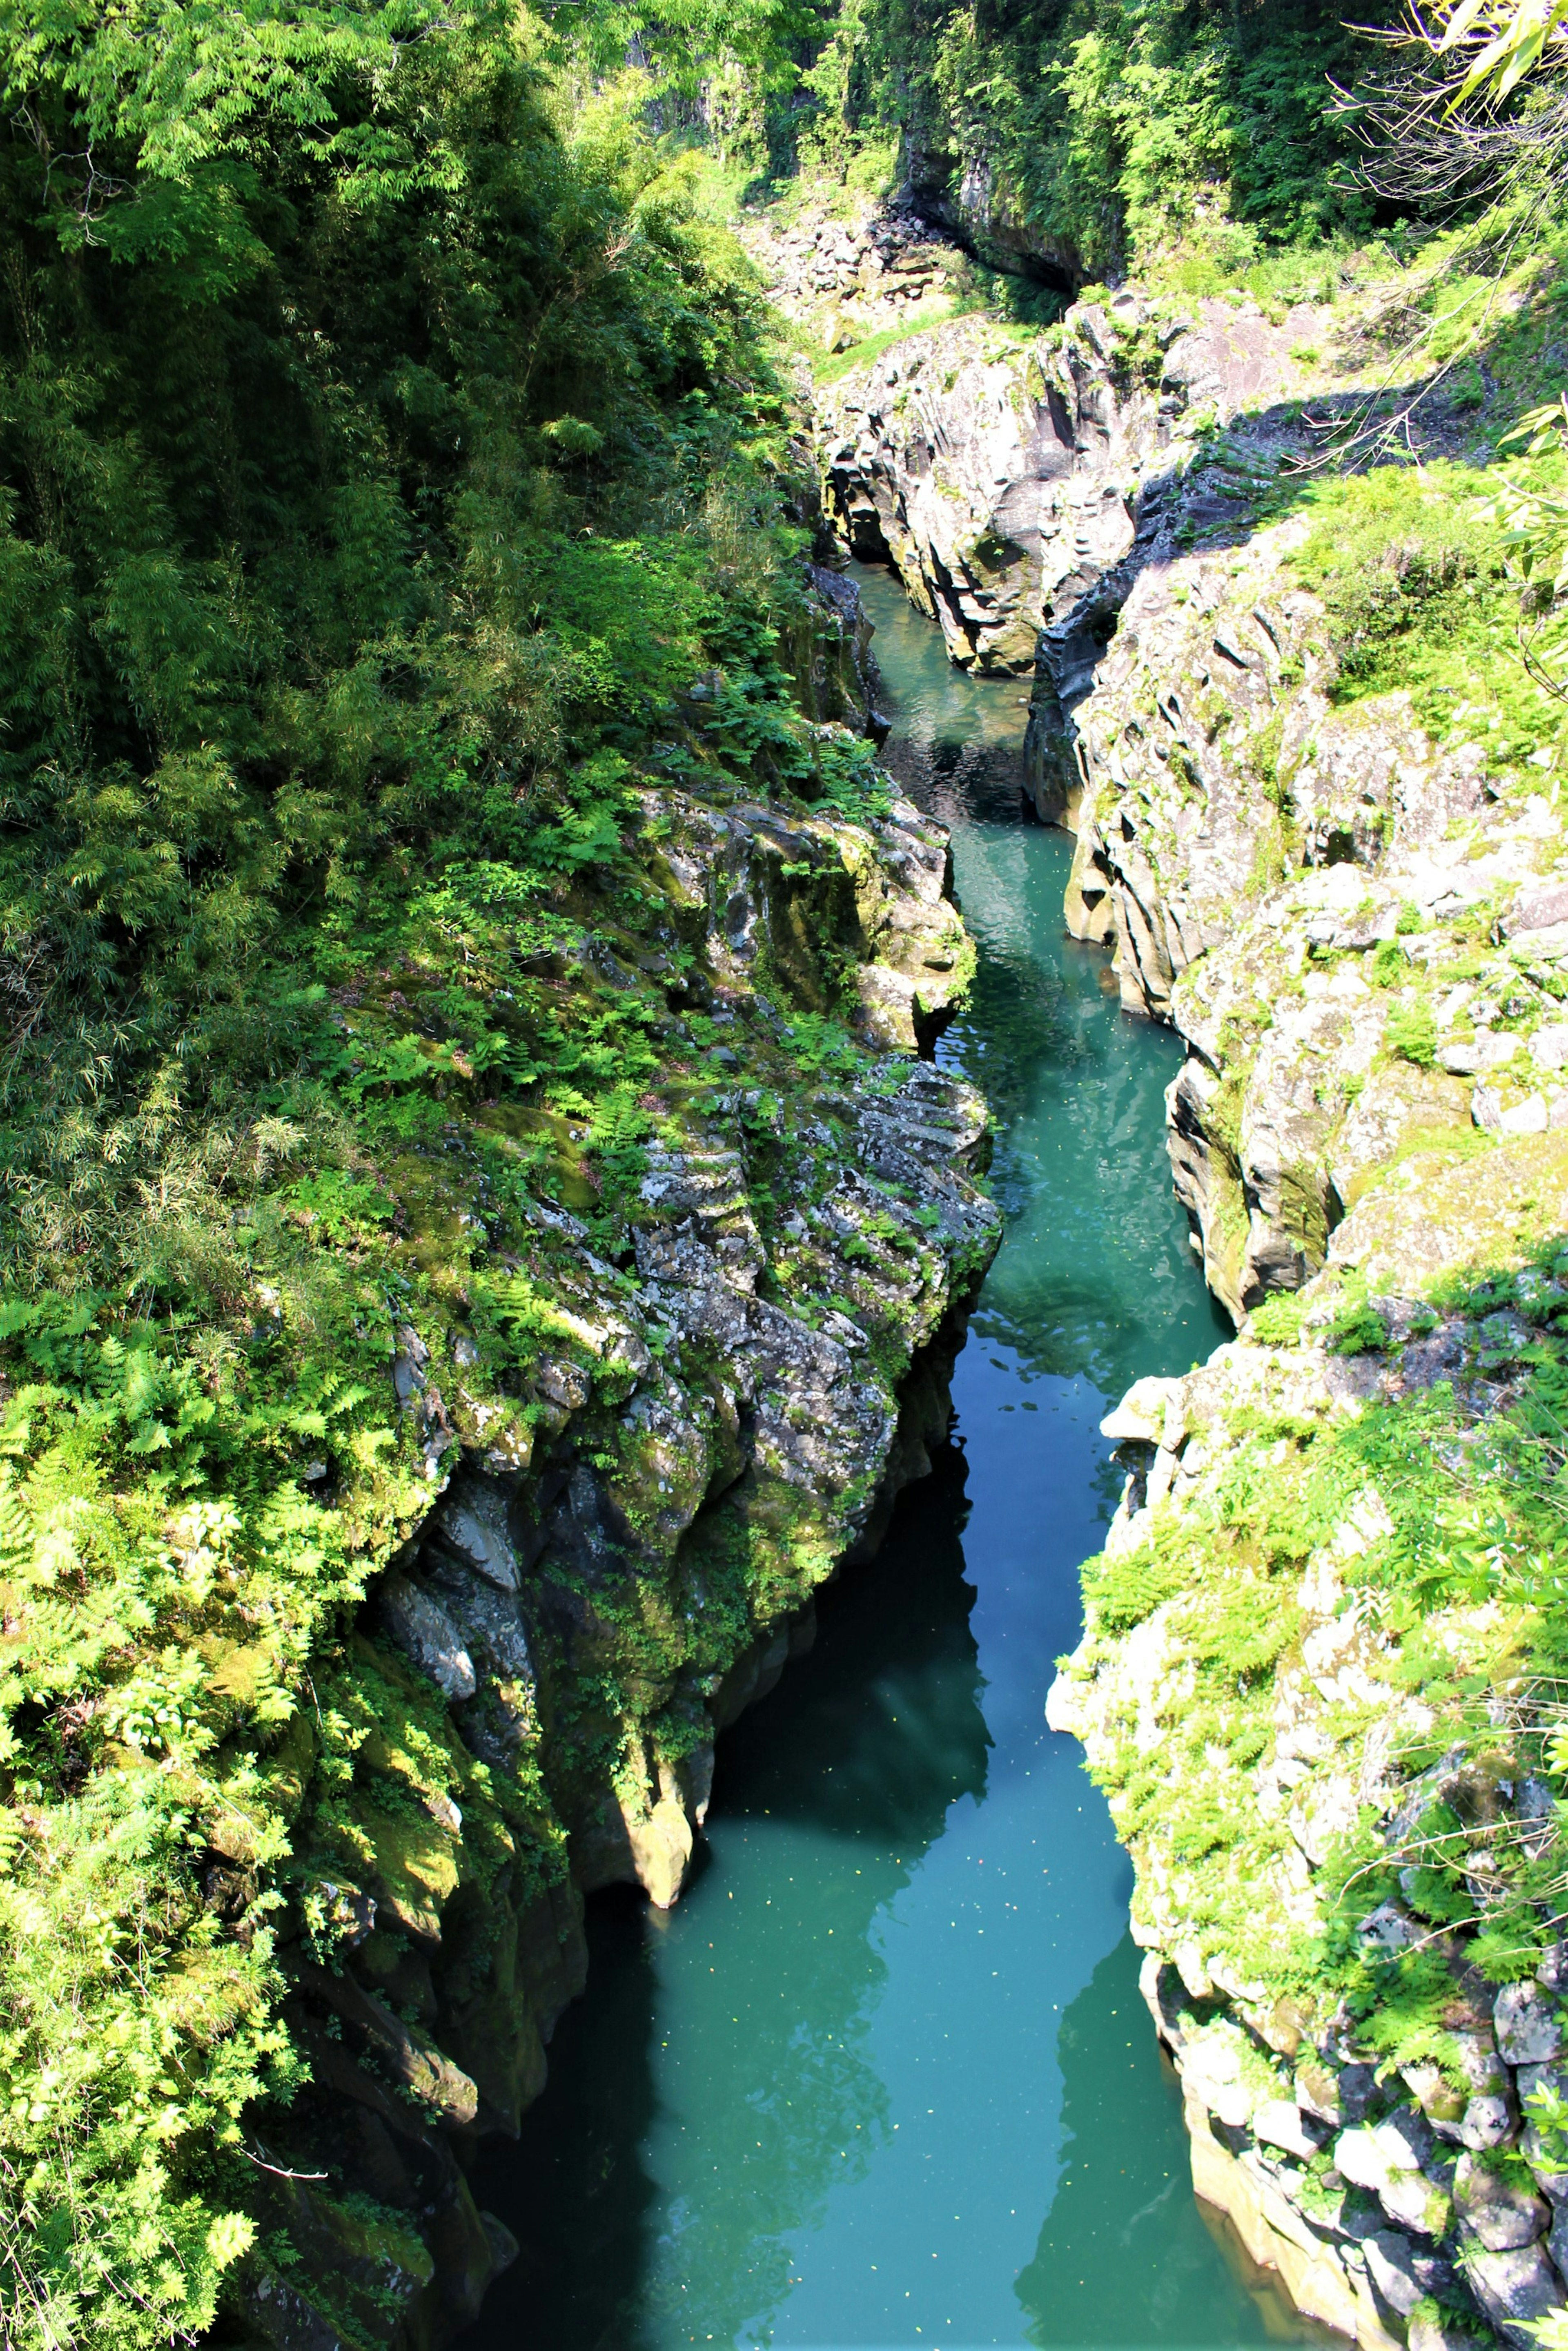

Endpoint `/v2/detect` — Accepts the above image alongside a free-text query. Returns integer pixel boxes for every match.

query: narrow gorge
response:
[801,212,1568,2351]
[8,0,1568,2345]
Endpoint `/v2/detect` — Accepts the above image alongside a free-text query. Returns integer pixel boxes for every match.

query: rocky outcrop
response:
[1050,1127,1568,2351]
[1055,500,1568,1315]
[815,291,1323,703]
[1013,269,1568,2351]
[738,196,974,358]
[238,752,1000,2348]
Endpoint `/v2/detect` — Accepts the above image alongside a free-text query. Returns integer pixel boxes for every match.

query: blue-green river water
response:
[468,565,1312,2351]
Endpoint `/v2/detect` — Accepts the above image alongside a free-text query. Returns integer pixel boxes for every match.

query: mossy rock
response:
[1330,1130,1568,1294]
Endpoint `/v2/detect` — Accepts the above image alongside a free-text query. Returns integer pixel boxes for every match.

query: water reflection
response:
[1017,1938,1273,2345]
[859,563,1031,829]
[466,561,1285,2351]
[469,1445,990,2351]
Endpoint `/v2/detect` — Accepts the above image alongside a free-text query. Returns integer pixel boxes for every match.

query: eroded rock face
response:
[1049,1186,1568,2349]
[987,265,1568,2351]
[250,758,1000,2349]
[1058,497,1568,1314]
[817,307,1150,680]
[815,292,1321,703]
[902,134,1082,288]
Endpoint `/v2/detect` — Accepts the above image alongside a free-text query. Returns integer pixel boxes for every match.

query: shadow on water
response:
[466,558,1287,2351]
[468,1443,991,2351]
[1015,1939,1329,2349]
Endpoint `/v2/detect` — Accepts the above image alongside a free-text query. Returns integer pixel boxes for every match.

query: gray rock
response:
[1253,2098,1322,2158]
[429,1480,519,1591]
[1408,2314,1492,2351]
[1439,1031,1520,1075]
[1460,2094,1519,2151]
[1358,1900,1420,1954]
[1336,2114,1451,2237]
[1363,2228,1424,2316]
[1453,2151,1548,2249]
[1540,1942,1568,1994]
[1463,2238,1566,2347]
[1504,883,1568,937]
[1497,1981,1565,2066]
[428,1566,534,1689]
[1403,1323,1468,1391]
[379,1573,477,1702]
[1549,2200,1568,2281]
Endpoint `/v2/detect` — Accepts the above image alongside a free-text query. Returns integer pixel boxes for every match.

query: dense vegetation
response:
[744,0,1384,280]
[0,4,927,2340]
[6,0,1568,2325]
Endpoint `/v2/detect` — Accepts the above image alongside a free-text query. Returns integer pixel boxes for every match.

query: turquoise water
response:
[466,566,1304,2351]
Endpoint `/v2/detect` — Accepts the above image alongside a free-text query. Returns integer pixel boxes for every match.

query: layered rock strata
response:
[1023,329,1568,2351]
[236,654,1001,2347]
[1057,508,1568,1316]
[815,289,1323,712]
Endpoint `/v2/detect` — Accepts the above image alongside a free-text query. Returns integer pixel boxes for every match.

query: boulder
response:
[1497,1981,1565,2067]
[1361,2228,1424,2318]
[379,1574,477,1703]
[1452,2151,1549,2250]
[1463,2239,1566,2347]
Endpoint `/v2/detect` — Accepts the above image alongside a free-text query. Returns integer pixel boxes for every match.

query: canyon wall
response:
[1022,302,1568,2351]
[230,596,1002,2351]
[815,253,1568,2351]
[813,290,1319,700]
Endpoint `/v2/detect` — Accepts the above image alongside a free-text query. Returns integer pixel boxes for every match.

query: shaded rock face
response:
[797,561,888,739]
[248,768,1001,2350]
[902,132,1082,290]
[815,292,1321,704]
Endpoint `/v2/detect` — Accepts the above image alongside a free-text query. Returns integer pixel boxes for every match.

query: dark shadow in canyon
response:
[463,1432,989,2351]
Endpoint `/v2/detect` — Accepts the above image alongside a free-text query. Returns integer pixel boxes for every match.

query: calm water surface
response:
[468,564,1306,2351]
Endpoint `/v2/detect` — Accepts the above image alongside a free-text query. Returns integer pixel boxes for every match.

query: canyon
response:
[808,229,1568,2351]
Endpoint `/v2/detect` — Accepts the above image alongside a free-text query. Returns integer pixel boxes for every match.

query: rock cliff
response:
[813,290,1321,704]
[231,593,1001,2350]
[1050,1138,1568,2351]
[1019,275,1568,2351]
[738,195,976,358]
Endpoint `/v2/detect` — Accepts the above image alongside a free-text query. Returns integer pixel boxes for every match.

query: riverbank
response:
[792,192,1568,2351]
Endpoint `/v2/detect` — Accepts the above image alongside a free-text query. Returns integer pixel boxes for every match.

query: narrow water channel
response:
[467,566,1311,2351]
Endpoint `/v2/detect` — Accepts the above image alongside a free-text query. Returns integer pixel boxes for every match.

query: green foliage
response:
[1247,1291,1309,1345]
[0,0,973,2329]
[1081,1537,1193,1632]
[1385,1000,1439,1069]
[766,0,1377,277]
[1289,465,1507,696]
[1076,1245,1568,2024]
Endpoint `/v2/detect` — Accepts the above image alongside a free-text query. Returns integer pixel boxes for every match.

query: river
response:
[466,564,1313,2351]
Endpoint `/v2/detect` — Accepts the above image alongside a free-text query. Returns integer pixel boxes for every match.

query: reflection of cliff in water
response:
[853,560,1029,832]
[467,1438,989,2351]
[1015,1937,1305,2349]
[720,1430,990,1842]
